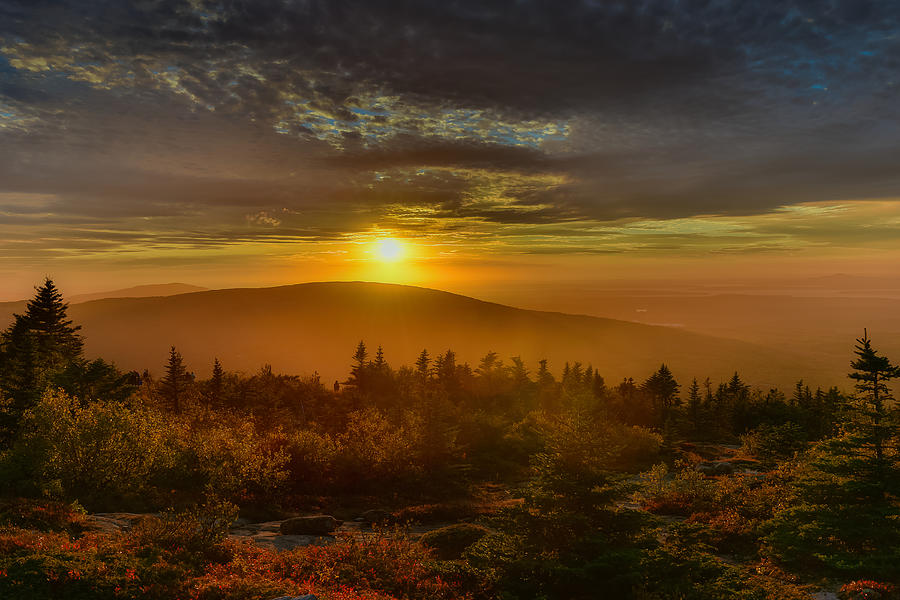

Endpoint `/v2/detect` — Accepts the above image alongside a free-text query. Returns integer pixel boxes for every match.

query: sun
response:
[375,238,405,262]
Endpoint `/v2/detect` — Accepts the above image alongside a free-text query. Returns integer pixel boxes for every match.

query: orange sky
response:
[4,3,900,303]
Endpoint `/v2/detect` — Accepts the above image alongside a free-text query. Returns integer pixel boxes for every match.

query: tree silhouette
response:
[347,340,368,390]
[0,278,84,413]
[373,345,386,371]
[537,359,554,386]
[159,346,192,414]
[205,357,225,406]
[642,364,680,414]
[415,348,430,384]
[765,332,900,579]
[848,329,900,465]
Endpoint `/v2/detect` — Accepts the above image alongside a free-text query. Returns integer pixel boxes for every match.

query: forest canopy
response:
[0,280,897,600]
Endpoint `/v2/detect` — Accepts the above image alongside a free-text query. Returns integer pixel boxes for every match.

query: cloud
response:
[245,211,281,227]
[1,0,900,275]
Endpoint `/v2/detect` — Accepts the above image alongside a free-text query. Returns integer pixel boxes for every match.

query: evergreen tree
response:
[510,356,530,386]
[52,358,139,404]
[765,332,900,578]
[592,372,605,398]
[373,345,386,371]
[159,346,192,414]
[687,378,702,433]
[435,349,460,395]
[0,278,84,413]
[206,358,225,405]
[346,340,369,390]
[537,359,554,386]
[641,364,680,421]
[415,348,430,383]
[848,330,900,465]
[570,362,583,388]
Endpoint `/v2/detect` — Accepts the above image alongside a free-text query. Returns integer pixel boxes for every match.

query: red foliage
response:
[840,580,898,600]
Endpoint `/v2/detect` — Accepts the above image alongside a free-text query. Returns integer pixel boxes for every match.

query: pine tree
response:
[641,364,680,420]
[206,358,225,406]
[373,345,386,371]
[570,362,583,387]
[347,340,369,390]
[765,332,900,579]
[0,278,84,412]
[848,330,900,465]
[159,346,192,414]
[415,348,430,383]
[592,372,605,398]
[537,359,553,385]
[510,355,530,387]
[687,377,702,433]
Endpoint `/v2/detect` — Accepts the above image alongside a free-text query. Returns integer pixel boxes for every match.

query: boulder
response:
[695,462,717,475]
[279,515,340,536]
[695,461,735,475]
[360,509,393,524]
[713,461,735,475]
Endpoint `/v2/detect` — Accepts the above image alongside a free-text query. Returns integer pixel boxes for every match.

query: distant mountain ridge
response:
[0,282,208,328]
[2,281,838,390]
[68,283,209,304]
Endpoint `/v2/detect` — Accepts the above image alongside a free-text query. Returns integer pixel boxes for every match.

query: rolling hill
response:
[68,283,209,304]
[6,281,842,390]
[0,283,208,325]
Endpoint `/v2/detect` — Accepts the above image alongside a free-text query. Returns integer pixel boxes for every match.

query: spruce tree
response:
[373,345,386,371]
[0,278,84,413]
[206,358,225,406]
[592,372,605,398]
[847,330,900,465]
[687,378,702,434]
[641,364,680,422]
[346,340,368,390]
[159,346,192,414]
[537,359,554,386]
[765,332,900,578]
[415,348,430,383]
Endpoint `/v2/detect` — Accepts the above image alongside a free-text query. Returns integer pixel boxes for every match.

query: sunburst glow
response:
[376,238,404,262]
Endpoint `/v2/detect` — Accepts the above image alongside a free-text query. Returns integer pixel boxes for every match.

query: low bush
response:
[0,501,472,600]
[187,421,290,503]
[840,580,898,600]
[0,497,88,535]
[1,390,178,510]
[393,501,482,525]
[129,497,239,566]
[420,523,491,559]
[740,423,808,465]
[273,530,470,600]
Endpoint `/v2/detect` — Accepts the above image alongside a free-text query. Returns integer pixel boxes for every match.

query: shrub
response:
[840,580,898,600]
[2,390,177,509]
[129,497,238,565]
[285,428,339,490]
[393,501,483,525]
[334,408,420,486]
[420,523,490,559]
[740,423,807,464]
[636,462,716,516]
[272,530,471,600]
[187,421,290,503]
[533,408,661,476]
[0,497,88,535]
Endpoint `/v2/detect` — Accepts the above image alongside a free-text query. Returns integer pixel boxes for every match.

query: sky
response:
[2,1,900,300]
